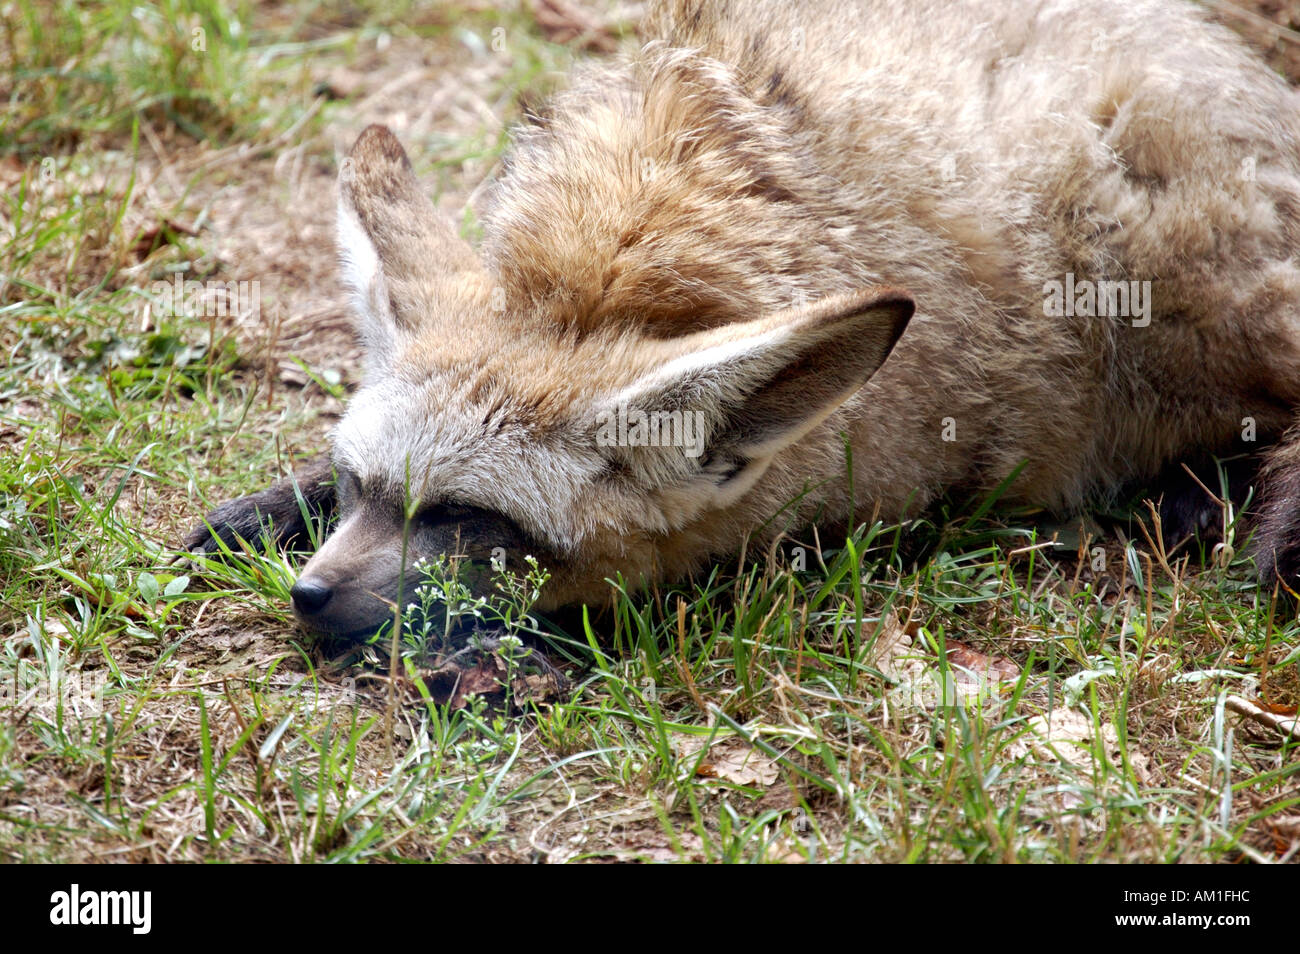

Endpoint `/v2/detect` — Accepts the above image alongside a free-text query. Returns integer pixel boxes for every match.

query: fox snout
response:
[288,490,544,638]
[288,510,405,636]
[288,574,390,636]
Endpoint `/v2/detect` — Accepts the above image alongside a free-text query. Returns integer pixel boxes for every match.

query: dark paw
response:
[1154,456,1257,553]
[184,456,337,555]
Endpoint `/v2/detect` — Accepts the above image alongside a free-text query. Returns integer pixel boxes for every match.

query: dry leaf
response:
[674,734,779,787]
[1006,709,1152,784]
[946,642,1020,683]
[869,614,1014,710]
[707,740,779,787]
[868,612,923,681]
[1253,698,1298,717]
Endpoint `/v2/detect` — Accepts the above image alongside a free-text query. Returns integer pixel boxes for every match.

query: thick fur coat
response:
[191,0,1300,635]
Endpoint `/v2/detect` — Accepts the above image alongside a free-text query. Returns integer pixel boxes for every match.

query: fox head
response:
[289,125,912,636]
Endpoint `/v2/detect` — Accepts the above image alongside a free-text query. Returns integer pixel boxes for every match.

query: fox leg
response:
[1154,455,1260,552]
[184,456,337,555]
[1250,426,1300,588]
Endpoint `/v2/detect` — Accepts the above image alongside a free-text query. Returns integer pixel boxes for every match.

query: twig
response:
[1225,694,1300,740]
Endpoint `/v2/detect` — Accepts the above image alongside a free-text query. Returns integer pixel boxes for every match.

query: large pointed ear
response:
[336,125,485,368]
[591,287,914,507]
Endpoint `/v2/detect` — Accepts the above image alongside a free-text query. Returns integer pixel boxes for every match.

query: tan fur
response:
[275,0,1300,631]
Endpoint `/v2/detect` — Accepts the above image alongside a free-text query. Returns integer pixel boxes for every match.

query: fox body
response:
[192,0,1300,636]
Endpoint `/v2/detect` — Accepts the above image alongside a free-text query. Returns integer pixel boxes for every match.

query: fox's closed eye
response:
[413,502,487,526]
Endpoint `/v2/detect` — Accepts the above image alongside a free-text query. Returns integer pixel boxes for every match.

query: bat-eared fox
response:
[188,0,1300,639]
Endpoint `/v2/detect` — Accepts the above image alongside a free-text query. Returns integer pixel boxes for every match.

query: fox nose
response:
[290,578,333,616]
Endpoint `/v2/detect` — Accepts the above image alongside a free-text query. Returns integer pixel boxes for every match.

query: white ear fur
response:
[336,189,398,372]
[336,190,379,306]
[334,126,489,375]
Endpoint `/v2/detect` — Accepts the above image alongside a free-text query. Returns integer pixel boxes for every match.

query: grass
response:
[0,0,1297,864]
